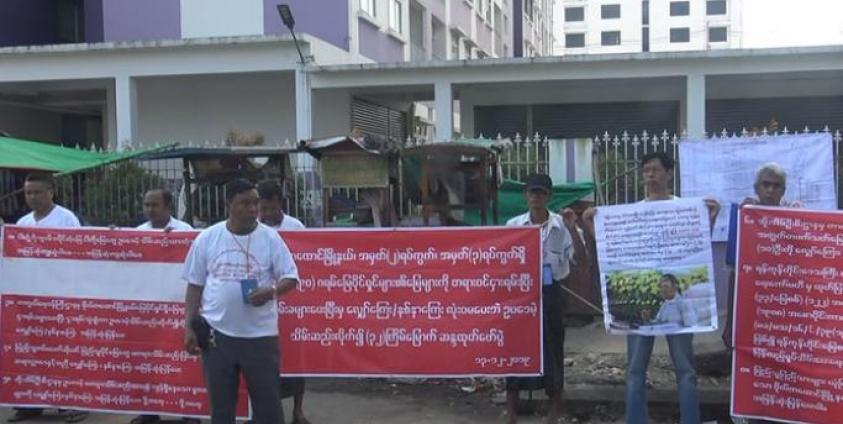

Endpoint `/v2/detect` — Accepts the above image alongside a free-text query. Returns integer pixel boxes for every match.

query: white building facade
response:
[554,0,741,55]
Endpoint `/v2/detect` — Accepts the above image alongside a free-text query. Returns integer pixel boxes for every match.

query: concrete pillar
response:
[685,73,706,138]
[112,75,137,150]
[434,81,453,141]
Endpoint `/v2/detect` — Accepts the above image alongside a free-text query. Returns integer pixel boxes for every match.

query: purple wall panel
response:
[449,0,472,34]
[102,0,180,42]
[419,0,446,22]
[476,16,492,52]
[358,18,403,63]
[264,0,349,51]
[84,0,104,43]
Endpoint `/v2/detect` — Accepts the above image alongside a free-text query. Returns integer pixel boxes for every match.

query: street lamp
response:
[276,4,308,64]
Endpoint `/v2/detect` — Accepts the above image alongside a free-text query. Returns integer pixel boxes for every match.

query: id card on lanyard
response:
[231,232,257,304]
[542,263,554,286]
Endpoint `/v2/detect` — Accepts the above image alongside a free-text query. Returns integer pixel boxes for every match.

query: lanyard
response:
[230,233,252,276]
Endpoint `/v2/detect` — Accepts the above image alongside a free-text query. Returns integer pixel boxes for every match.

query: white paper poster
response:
[595,198,718,336]
[679,133,836,241]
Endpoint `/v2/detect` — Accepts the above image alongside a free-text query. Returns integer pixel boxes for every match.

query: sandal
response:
[63,410,89,423]
[129,415,160,424]
[7,409,43,423]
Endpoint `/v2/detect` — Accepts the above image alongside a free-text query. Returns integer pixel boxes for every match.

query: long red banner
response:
[0,225,542,416]
[733,206,843,424]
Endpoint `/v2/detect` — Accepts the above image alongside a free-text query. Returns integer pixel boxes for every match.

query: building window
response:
[360,0,375,17]
[642,0,649,25]
[524,0,534,19]
[486,0,493,21]
[601,4,620,19]
[565,33,585,48]
[565,7,584,22]
[601,31,621,46]
[709,26,728,42]
[670,27,690,42]
[389,0,402,32]
[669,1,690,16]
[642,27,650,51]
[707,0,726,15]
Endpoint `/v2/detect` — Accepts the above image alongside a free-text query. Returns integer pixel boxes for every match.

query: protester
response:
[723,163,796,424]
[257,180,310,424]
[129,188,196,424]
[722,162,795,349]
[504,173,586,424]
[584,152,719,424]
[9,172,87,423]
[183,179,299,424]
[136,188,193,231]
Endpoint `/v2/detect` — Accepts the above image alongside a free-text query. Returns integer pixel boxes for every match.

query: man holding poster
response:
[586,152,720,424]
[182,179,299,424]
[504,173,586,424]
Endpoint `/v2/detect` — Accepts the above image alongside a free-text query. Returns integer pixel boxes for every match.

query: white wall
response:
[650,0,704,52]
[555,0,642,55]
[180,0,265,39]
[135,72,297,146]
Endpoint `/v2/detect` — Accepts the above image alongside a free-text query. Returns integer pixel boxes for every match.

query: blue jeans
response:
[625,334,700,424]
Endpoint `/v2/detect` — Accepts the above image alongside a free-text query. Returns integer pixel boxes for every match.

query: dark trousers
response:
[201,331,283,424]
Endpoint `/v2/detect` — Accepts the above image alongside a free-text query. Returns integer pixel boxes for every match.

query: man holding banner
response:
[504,173,586,424]
[585,152,720,424]
[9,172,87,424]
[182,179,299,424]
[722,163,796,349]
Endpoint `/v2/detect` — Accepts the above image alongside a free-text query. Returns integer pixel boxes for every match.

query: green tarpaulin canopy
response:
[0,136,173,175]
[465,179,595,225]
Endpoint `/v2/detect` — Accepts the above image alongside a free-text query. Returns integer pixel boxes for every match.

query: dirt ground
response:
[1,351,736,424]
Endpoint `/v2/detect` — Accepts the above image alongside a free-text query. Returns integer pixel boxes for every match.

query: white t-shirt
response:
[182,221,299,338]
[269,214,306,231]
[507,210,575,281]
[136,216,193,231]
[16,205,81,227]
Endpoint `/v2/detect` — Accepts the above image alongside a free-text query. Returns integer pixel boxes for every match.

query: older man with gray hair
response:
[724,162,800,424]
[724,162,796,345]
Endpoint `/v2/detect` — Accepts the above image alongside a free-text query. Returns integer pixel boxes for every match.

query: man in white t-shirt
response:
[257,180,305,230]
[136,188,193,231]
[9,173,87,424]
[256,179,309,424]
[183,179,298,424]
[15,173,80,228]
[129,187,196,424]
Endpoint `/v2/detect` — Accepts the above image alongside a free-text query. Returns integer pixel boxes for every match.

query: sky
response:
[741,0,843,48]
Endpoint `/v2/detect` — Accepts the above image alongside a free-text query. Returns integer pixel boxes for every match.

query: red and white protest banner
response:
[280,227,542,377]
[0,226,249,418]
[0,225,542,416]
[733,206,843,424]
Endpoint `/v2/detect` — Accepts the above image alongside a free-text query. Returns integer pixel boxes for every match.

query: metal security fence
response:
[593,127,843,206]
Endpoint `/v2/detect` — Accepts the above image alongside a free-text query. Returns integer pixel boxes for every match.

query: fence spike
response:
[741,128,749,137]
[804,125,811,133]
[496,133,503,141]
[782,126,789,135]
[680,129,688,140]
[478,133,485,140]
[823,125,831,133]
[762,127,769,136]
[514,133,522,144]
